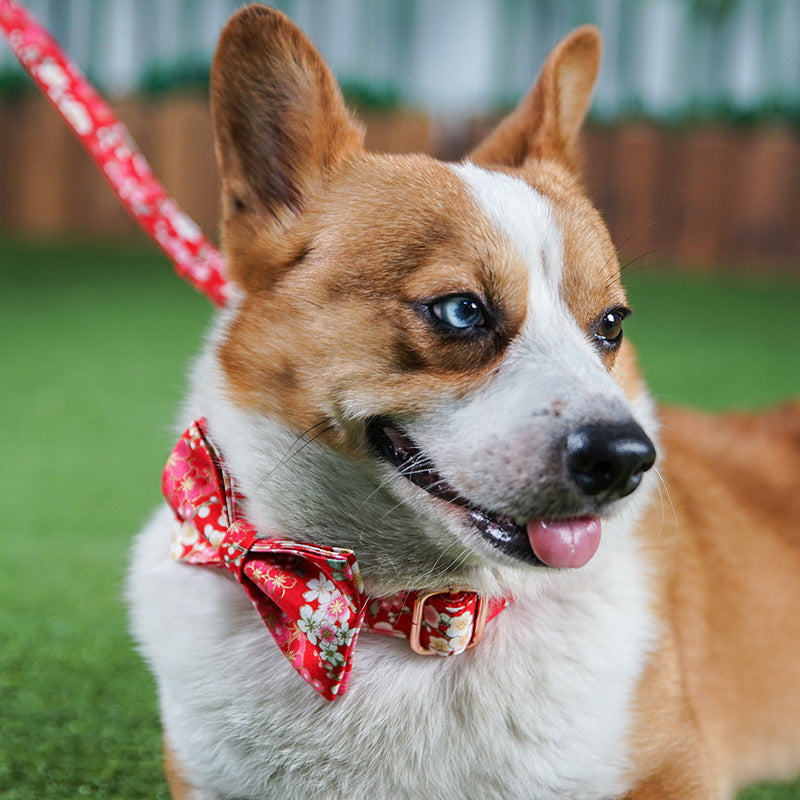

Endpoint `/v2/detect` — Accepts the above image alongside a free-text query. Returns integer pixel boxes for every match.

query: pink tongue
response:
[526,517,601,568]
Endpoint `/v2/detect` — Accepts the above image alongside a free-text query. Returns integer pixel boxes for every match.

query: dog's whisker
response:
[619,248,663,276]
[262,421,334,481]
[425,547,474,584]
[282,291,324,311]
[357,481,393,514]
[602,224,659,275]
[376,498,410,523]
[650,466,676,538]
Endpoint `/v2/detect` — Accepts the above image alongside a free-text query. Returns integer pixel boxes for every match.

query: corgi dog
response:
[128,5,800,799]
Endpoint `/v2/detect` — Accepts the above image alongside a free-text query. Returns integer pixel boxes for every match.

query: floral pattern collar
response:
[163,419,508,701]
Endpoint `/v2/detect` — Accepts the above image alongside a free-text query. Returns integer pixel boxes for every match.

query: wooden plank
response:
[1,95,799,277]
[729,127,799,263]
[15,98,71,235]
[673,127,736,268]
[614,124,663,266]
[583,126,621,245]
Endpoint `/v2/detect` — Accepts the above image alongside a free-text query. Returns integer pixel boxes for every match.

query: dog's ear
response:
[211,4,363,290]
[469,25,601,173]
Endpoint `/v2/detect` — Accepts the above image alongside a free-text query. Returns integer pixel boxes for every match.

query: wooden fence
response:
[1,95,799,273]
[582,124,800,272]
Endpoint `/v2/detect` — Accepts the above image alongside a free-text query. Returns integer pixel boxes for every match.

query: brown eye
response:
[594,308,629,350]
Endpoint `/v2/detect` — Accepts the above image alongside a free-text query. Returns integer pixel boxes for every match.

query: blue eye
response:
[430,295,486,329]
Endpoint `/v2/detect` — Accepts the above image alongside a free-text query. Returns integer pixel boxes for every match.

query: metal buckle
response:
[408,590,489,656]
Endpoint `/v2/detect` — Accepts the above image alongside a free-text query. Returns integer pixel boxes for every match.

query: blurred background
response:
[1,0,800,270]
[1,4,799,798]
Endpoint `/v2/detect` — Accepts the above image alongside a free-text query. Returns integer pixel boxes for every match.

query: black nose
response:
[565,422,656,501]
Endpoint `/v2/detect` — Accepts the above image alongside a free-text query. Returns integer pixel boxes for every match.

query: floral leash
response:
[0,0,229,306]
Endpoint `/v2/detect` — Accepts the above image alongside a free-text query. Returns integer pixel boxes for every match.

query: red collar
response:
[163,419,508,700]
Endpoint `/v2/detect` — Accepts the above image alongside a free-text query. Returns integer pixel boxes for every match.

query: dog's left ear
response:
[469,25,601,173]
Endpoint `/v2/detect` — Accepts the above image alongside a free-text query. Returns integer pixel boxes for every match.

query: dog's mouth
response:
[367,420,601,568]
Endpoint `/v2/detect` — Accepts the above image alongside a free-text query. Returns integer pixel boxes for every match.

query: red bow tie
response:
[162,419,507,701]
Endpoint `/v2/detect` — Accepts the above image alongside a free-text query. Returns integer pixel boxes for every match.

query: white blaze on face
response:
[448,160,621,395]
[450,162,612,381]
[404,163,632,518]
[450,162,576,348]
[450,162,565,313]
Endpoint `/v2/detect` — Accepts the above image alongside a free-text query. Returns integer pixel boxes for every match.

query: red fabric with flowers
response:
[0,0,229,306]
[163,420,507,701]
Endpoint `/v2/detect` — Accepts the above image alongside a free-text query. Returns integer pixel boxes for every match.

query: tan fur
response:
[211,4,364,292]
[468,24,600,173]
[218,154,530,452]
[161,6,800,798]
[164,739,195,800]
[625,404,800,796]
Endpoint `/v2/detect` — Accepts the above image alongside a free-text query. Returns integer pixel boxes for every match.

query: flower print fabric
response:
[0,1,229,306]
[224,523,367,700]
[163,419,367,701]
[162,419,508,701]
[367,591,500,655]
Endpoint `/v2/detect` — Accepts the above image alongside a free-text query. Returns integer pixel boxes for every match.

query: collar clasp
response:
[408,589,490,656]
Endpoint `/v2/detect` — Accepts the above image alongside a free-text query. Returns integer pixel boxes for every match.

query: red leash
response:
[0,0,230,307]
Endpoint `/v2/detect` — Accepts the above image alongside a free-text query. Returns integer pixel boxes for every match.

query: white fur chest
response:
[129,506,657,800]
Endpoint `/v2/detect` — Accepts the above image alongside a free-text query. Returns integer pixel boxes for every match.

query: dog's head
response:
[202,5,657,595]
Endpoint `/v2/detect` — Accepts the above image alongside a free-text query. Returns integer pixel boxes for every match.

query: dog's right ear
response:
[211,4,363,291]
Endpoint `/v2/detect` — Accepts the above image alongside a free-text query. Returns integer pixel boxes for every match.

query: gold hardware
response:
[408,590,489,656]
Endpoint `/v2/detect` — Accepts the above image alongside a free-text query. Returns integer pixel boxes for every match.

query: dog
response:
[127,5,800,799]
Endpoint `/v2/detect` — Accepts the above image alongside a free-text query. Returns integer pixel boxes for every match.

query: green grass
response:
[1,238,210,799]
[624,268,800,411]
[1,237,798,799]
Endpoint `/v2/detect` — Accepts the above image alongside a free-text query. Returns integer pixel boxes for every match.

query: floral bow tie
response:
[162,419,507,701]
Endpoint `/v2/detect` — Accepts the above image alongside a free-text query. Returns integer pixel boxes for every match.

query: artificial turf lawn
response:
[1,237,798,799]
